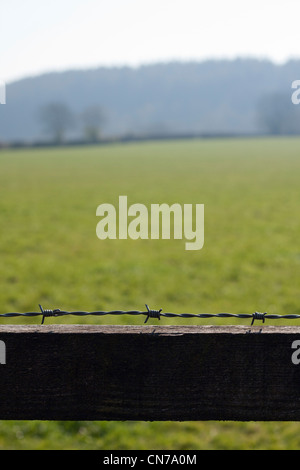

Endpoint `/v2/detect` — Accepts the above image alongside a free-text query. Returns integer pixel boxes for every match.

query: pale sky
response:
[1,0,300,84]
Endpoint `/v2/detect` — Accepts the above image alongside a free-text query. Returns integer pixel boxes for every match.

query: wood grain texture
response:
[1,325,300,421]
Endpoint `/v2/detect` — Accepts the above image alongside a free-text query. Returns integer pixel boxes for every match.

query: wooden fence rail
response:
[1,324,300,421]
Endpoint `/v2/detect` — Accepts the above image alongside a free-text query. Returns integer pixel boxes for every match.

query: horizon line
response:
[4,54,300,85]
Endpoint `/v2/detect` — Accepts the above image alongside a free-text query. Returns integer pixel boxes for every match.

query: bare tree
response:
[81,106,105,142]
[39,102,75,143]
[257,92,300,135]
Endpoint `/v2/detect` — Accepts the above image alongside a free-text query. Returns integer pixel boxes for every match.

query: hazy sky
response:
[1,0,299,83]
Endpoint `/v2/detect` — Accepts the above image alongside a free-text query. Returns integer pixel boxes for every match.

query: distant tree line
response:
[2,59,300,143]
[39,93,300,144]
[38,102,105,144]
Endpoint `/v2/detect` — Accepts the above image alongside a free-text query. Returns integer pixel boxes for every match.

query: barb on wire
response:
[144,304,162,323]
[251,311,267,326]
[39,304,62,325]
[0,304,300,325]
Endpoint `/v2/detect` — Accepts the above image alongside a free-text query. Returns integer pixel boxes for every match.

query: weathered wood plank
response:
[0,325,300,421]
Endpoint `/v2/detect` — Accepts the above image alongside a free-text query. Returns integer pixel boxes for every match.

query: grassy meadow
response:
[1,137,300,449]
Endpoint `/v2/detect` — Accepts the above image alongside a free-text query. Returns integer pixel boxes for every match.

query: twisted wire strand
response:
[1,305,300,325]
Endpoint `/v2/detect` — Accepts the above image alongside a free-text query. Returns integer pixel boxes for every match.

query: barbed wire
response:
[0,304,300,325]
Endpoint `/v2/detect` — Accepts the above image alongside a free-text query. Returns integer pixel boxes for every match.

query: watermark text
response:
[291,80,300,105]
[0,80,6,104]
[96,196,204,251]
[0,340,6,364]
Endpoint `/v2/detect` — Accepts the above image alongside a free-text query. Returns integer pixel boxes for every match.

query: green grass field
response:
[1,137,300,449]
